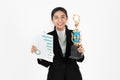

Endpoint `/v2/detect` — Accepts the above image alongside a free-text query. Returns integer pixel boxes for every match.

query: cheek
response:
[52,18,57,22]
[52,20,56,25]
[63,19,67,23]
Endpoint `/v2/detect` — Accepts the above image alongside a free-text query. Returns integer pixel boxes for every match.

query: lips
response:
[57,23,64,26]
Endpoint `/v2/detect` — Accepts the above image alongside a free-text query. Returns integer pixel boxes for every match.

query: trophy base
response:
[69,45,82,60]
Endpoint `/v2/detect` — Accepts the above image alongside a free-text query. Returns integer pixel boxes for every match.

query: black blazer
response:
[37,26,84,80]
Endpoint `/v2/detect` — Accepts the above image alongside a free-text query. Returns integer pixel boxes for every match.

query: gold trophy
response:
[72,14,81,46]
[69,14,82,60]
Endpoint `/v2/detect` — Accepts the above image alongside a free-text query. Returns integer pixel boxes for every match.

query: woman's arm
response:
[37,58,52,67]
[77,43,85,62]
[76,54,84,62]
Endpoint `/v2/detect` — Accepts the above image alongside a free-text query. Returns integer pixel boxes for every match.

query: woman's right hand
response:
[31,45,37,53]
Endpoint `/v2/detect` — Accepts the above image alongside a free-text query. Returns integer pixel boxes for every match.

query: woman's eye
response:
[54,17,58,19]
[53,16,58,19]
[61,17,65,18]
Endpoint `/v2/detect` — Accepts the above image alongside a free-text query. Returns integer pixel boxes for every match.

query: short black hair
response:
[51,7,68,20]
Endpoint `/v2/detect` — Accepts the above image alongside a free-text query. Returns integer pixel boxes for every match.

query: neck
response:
[56,27,65,31]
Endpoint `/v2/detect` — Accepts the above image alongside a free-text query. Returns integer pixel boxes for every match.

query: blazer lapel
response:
[52,26,73,58]
[65,27,73,58]
[53,30,64,57]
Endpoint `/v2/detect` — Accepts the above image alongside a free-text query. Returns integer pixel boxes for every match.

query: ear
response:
[66,17,68,24]
[51,20,54,25]
[51,19,55,27]
[66,17,68,20]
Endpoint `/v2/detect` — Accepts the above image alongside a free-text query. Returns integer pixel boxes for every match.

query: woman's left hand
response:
[77,43,85,54]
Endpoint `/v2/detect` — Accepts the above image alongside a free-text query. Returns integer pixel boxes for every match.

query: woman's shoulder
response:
[66,28,73,33]
[47,31,54,35]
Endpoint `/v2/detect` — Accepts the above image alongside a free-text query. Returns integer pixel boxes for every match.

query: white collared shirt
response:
[56,29,66,57]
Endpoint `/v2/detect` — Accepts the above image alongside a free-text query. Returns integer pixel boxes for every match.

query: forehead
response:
[53,11,66,16]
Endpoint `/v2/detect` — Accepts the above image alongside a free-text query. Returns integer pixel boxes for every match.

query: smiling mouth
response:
[57,23,64,26]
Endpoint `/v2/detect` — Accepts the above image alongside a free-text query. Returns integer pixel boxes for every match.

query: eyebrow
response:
[54,14,66,17]
[61,14,66,17]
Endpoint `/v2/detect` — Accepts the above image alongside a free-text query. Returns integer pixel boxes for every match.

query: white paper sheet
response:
[34,33,54,62]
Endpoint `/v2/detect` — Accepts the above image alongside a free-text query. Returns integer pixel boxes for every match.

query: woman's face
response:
[52,11,68,31]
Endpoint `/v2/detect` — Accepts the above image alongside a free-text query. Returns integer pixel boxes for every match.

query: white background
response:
[0,0,120,80]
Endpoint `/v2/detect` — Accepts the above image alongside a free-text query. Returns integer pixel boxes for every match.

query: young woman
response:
[31,7,85,80]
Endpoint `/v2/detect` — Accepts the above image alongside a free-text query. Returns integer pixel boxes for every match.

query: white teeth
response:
[58,25,62,26]
[57,23,63,26]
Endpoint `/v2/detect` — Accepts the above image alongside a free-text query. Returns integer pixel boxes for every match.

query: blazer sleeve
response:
[76,54,85,62]
[37,58,52,67]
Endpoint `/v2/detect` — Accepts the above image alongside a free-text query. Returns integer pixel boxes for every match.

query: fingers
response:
[31,45,37,53]
[77,44,85,53]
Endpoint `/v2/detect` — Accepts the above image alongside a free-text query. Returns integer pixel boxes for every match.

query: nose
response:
[58,18,62,22]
